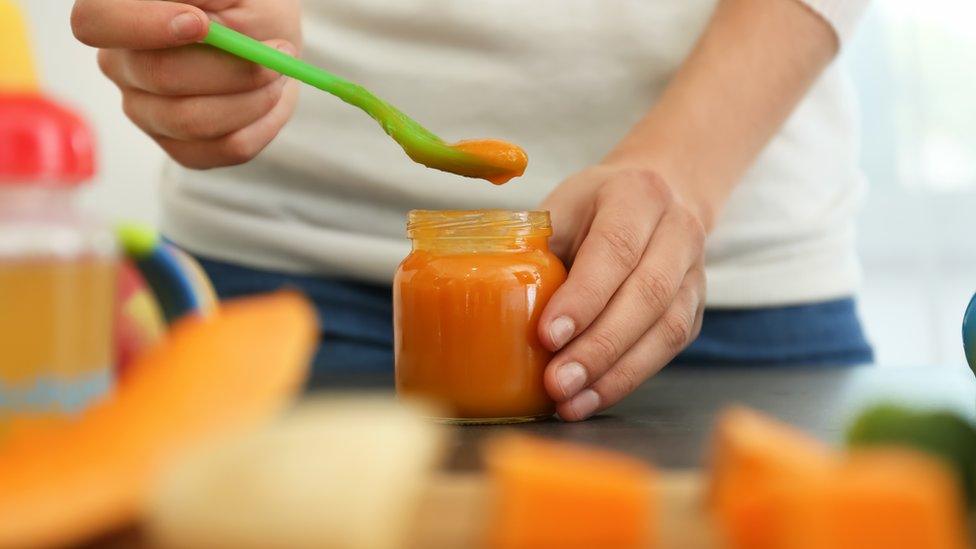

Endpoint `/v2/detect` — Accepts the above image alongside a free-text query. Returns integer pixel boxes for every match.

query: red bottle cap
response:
[0,93,95,186]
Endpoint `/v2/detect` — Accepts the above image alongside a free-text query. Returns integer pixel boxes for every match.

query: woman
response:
[72,0,872,420]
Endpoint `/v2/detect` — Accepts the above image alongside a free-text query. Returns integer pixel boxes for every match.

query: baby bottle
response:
[0,0,117,422]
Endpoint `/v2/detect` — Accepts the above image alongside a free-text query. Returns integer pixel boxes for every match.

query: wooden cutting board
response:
[407,470,718,549]
[94,470,717,548]
[88,469,976,548]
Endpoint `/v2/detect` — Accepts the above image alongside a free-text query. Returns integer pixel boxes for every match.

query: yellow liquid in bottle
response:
[0,258,116,423]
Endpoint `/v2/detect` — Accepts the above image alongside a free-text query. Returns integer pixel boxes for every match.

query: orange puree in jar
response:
[394,210,566,423]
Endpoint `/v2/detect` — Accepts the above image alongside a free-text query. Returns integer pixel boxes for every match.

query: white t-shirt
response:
[161,0,868,307]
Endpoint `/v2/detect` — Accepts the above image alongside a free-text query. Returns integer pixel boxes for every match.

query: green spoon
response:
[202,22,526,184]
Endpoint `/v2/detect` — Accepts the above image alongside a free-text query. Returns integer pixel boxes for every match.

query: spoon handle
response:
[203,22,359,105]
[202,22,447,151]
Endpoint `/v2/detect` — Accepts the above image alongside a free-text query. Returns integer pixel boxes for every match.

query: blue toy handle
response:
[116,224,218,324]
[962,293,976,373]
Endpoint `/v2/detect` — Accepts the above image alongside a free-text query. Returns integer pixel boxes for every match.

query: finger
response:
[98,42,293,96]
[155,79,299,169]
[123,77,288,141]
[557,267,706,422]
[72,0,208,49]
[539,170,671,351]
[208,0,304,43]
[544,208,704,402]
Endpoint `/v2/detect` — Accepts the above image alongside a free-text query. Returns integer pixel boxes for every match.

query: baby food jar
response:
[0,93,116,422]
[394,210,567,424]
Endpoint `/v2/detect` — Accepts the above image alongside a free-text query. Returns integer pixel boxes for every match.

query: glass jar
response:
[394,210,567,424]
[0,91,117,422]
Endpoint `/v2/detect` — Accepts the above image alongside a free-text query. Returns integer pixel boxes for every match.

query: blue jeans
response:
[193,255,874,381]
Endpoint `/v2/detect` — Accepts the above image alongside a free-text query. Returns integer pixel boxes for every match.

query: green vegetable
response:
[847,404,976,506]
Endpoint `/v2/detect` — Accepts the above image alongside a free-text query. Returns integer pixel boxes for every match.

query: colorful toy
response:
[116,224,218,325]
[113,259,166,377]
[963,293,976,373]
[114,224,219,376]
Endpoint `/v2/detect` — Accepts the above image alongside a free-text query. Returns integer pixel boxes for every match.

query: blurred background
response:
[25,1,976,368]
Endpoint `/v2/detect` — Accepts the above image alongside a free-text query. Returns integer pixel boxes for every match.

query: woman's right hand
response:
[71,0,302,169]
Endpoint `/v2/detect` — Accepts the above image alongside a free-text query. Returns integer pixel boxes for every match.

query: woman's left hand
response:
[538,163,709,421]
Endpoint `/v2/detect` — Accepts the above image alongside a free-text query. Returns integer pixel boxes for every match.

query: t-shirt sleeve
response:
[797,0,870,44]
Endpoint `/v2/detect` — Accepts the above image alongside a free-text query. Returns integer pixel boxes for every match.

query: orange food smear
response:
[486,434,656,549]
[450,139,528,185]
[394,240,565,420]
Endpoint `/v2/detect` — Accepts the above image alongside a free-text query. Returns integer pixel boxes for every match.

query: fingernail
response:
[568,389,600,420]
[276,42,296,56]
[548,316,575,349]
[555,362,587,398]
[171,12,204,41]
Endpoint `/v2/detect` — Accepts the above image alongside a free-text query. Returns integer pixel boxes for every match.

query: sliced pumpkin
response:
[0,291,316,548]
[708,406,838,549]
[784,448,969,549]
[485,434,656,549]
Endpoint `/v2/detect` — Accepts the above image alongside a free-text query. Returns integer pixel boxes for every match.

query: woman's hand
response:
[535,0,839,421]
[539,164,708,421]
[71,0,301,169]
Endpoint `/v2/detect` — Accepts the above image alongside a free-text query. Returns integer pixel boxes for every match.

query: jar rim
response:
[407,209,551,239]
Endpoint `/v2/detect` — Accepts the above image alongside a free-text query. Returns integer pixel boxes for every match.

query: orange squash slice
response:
[0,291,316,548]
[708,407,838,549]
[485,434,656,549]
[784,448,969,549]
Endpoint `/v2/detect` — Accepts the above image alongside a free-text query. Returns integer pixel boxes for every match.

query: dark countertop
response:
[94,363,976,549]
[311,363,976,470]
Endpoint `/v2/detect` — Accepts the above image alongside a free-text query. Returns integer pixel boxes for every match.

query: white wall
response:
[847,4,976,369]
[24,1,164,224]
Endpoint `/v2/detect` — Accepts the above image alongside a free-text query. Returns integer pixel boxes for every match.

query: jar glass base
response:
[429,413,553,426]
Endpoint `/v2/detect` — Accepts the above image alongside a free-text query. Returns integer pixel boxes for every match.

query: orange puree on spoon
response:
[448,139,528,185]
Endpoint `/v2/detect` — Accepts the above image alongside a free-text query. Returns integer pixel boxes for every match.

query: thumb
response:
[72,0,209,49]
[541,192,593,266]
